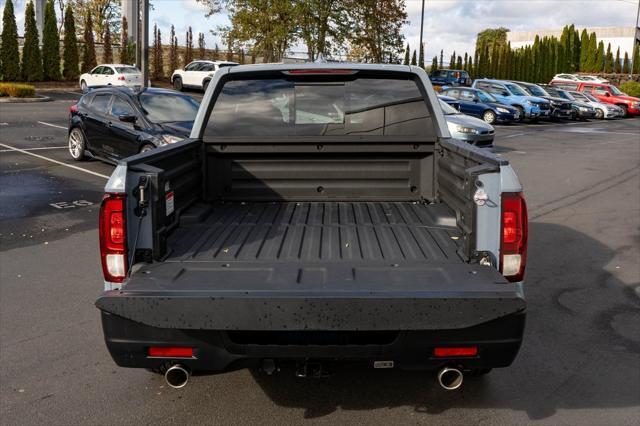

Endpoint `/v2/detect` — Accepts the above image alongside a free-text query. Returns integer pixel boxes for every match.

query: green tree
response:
[198,32,206,59]
[81,11,97,72]
[623,51,630,74]
[62,4,79,80]
[614,47,621,73]
[418,42,424,68]
[634,43,640,74]
[1,0,20,81]
[468,56,473,78]
[587,32,597,72]
[579,29,589,71]
[475,27,509,67]
[431,55,437,71]
[449,51,455,69]
[119,16,130,64]
[410,50,416,65]
[103,24,113,63]
[463,52,468,71]
[169,25,178,71]
[347,0,407,63]
[184,27,193,66]
[456,55,462,70]
[42,0,61,80]
[21,1,43,81]
[295,0,351,61]
[403,43,410,65]
[151,24,164,79]
[604,43,613,73]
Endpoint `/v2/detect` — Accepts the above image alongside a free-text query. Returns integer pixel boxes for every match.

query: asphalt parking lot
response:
[1,93,639,425]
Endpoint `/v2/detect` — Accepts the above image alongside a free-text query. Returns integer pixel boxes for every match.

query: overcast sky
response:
[3,0,638,58]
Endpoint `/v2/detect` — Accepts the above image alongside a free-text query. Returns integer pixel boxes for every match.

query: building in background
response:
[508,26,640,57]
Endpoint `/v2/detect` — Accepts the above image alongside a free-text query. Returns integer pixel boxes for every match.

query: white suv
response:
[171,60,238,92]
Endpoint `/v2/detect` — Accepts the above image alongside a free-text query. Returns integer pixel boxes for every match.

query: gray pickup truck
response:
[96,63,528,391]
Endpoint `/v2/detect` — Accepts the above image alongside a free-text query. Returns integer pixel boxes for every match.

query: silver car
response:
[440,99,495,147]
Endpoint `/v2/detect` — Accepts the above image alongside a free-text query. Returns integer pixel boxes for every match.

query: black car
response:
[542,85,597,120]
[511,81,574,120]
[67,87,200,163]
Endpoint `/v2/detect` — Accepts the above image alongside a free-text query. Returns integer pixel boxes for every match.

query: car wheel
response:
[68,128,87,161]
[619,105,628,117]
[595,108,604,119]
[140,144,155,153]
[203,80,210,93]
[514,106,525,122]
[173,77,183,91]
[482,110,496,124]
[80,80,87,92]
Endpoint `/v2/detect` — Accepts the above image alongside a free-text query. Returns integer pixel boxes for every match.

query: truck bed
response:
[165,201,464,264]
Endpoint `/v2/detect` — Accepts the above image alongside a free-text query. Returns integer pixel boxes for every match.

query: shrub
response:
[0,82,36,97]
[619,81,640,98]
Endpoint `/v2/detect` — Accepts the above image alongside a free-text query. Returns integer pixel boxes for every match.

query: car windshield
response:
[608,85,623,96]
[116,67,140,74]
[557,90,575,101]
[431,70,446,77]
[505,83,528,96]
[523,84,548,97]
[477,90,497,103]
[139,93,200,122]
[582,92,598,102]
[439,99,460,115]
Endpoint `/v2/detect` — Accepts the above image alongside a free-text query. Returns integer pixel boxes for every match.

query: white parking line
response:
[0,146,66,153]
[37,121,67,130]
[0,143,109,179]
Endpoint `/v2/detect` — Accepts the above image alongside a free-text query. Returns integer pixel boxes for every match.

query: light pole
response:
[419,0,425,68]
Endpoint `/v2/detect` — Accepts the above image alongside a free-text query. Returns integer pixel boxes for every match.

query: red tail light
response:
[500,192,528,282]
[69,104,78,113]
[434,346,478,357]
[99,193,127,283]
[148,347,194,358]
[118,75,126,81]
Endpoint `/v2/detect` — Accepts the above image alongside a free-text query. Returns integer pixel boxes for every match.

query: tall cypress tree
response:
[103,24,113,63]
[62,3,79,80]
[403,43,410,65]
[156,28,164,78]
[411,50,416,66]
[119,16,129,64]
[82,11,97,72]
[184,27,193,66]
[634,43,640,74]
[587,33,597,72]
[623,51,630,74]
[1,0,20,81]
[21,1,42,81]
[42,0,61,80]
[198,32,205,59]
[468,57,473,78]
[595,41,605,73]
[579,29,589,71]
[439,50,444,70]
[463,52,468,71]
[604,43,613,73]
[614,47,621,73]
[431,56,437,71]
[418,42,424,69]
[169,25,178,72]
[456,55,462,70]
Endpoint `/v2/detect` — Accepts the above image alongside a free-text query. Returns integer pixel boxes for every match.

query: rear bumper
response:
[101,310,526,372]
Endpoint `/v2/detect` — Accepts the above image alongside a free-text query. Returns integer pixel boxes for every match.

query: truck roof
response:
[227,62,413,74]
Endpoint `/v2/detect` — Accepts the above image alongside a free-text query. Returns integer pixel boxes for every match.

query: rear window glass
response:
[205,77,433,138]
[115,67,140,74]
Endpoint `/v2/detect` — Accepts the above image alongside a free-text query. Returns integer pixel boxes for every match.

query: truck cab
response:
[473,79,550,121]
[96,64,528,390]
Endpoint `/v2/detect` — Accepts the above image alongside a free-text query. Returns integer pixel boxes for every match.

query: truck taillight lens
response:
[99,193,127,283]
[500,192,527,282]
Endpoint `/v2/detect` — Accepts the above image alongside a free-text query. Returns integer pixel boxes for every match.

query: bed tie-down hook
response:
[134,175,149,217]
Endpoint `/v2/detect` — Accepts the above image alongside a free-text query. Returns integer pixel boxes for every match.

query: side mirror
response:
[119,114,137,123]
[473,97,479,103]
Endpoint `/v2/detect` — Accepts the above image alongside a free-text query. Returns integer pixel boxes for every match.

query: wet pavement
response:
[0,98,639,425]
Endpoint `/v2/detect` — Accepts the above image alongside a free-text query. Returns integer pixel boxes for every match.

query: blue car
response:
[440,87,519,124]
[429,69,472,88]
[472,79,551,121]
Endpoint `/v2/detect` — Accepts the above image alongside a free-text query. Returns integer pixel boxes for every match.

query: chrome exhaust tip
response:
[437,367,463,390]
[164,364,190,389]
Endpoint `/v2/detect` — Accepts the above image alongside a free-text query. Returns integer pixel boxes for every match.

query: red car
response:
[549,80,640,117]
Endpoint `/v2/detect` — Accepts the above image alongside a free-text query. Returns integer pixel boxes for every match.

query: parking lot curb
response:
[0,96,53,103]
